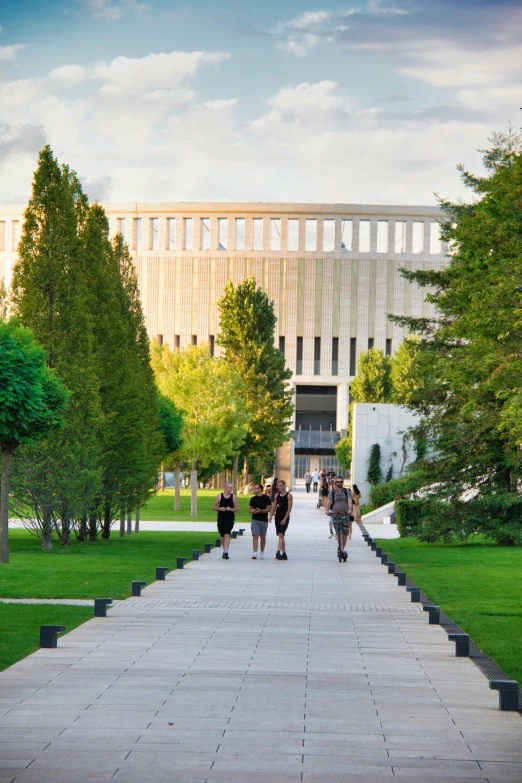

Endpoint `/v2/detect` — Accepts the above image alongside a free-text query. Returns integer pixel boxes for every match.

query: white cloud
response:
[0,44,26,62]
[49,65,89,86]
[76,0,148,22]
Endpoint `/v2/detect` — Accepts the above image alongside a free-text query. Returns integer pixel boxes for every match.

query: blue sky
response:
[0,0,520,204]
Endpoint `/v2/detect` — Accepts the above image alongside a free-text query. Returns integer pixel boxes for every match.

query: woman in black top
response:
[212,482,238,559]
[270,479,293,561]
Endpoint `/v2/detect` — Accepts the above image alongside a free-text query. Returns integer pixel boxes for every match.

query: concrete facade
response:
[0,202,444,479]
[351,402,420,503]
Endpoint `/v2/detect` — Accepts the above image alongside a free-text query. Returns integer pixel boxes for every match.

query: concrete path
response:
[1,489,521,782]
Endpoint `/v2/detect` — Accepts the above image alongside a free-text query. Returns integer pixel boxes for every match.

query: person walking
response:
[304,469,312,493]
[212,482,238,559]
[351,483,362,539]
[270,479,293,561]
[312,468,320,493]
[320,474,330,511]
[325,476,353,559]
[248,483,271,559]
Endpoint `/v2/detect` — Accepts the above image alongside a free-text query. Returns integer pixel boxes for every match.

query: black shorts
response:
[275,518,289,536]
[217,520,234,537]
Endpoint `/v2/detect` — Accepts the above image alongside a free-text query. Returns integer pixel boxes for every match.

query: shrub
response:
[367,444,382,485]
[368,475,416,510]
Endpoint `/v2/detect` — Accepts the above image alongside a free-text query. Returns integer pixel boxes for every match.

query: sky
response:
[0,0,520,206]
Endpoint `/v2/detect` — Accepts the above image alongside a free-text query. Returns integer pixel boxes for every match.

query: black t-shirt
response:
[326,470,336,479]
[249,494,271,522]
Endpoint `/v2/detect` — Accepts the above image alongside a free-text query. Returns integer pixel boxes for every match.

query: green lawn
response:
[134,488,253,522]
[375,536,522,685]
[0,604,92,671]
[0,529,216,599]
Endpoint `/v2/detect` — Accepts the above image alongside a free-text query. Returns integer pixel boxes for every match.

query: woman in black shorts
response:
[212,482,238,560]
[320,475,330,509]
[270,479,293,561]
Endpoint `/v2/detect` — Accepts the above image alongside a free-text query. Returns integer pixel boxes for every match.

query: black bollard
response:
[380,553,388,564]
[406,586,421,602]
[231,531,238,539]
[387,561,396,574]
[94,598,113,617]
[40,625,65,648]
[395,571,406,586]
[448,633,469,657]
[192,550,202,560]
[216,538,222,547]
[204,543,213,553]
[238,529,245,536]
[366,537,373,545]
[155,567,169,580]
[371,542,377,551]
[423,605,440,624]
[132,581,147,597]
[176,557,188,569]
[489,680,519,711]
[375,547,382,557]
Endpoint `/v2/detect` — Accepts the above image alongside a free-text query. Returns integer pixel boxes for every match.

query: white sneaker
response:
[260,552,265,559]
[252,552,258,559]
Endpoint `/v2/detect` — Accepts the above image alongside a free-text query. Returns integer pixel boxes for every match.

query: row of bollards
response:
[39,529,248,650]
[361,532,519,711]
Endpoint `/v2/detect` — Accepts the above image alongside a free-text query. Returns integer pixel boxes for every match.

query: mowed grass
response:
[0,604,92,671]
[134,488,252,522]
[375,536,522,684]
[0,529,216,599]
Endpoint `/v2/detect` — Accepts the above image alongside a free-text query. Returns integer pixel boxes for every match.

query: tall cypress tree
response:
[10,147,102,548]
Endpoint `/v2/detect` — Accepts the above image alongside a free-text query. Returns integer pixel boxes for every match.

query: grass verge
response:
[375,536,522,685]
[0,604,93,671]
[0,530,216,599]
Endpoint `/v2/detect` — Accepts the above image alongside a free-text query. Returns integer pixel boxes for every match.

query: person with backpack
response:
[325,477,353,559]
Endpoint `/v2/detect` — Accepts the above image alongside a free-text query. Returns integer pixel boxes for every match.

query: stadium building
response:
[0,202,446,485]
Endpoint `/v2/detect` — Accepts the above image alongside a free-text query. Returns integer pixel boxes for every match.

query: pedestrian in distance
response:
[320,474,330,511]
[326,467,336,481]
[212,482,238,560]
[270,479,292,560]
[312,468,320,493]
[270,476,279,503]
[325,477,352,561]
[304,469,312,493]
[351,483,362,538]
[248,483,271,559]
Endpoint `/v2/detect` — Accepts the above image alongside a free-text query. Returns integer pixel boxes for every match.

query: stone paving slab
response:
[1,487,521,782]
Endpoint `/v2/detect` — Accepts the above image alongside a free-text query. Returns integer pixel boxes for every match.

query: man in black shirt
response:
[248,484,271,560]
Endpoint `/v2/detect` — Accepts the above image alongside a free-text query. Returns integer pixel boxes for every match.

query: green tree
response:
[390,337,425,404]
[350,347,393,403]
[152,343,251,516]
[217,279,294,482]
[334,437,351,471]
[391,127,522,544]
[367,443,382,486]
[10,147,103,548]
[157,393,183,455]
[0,320,68,562]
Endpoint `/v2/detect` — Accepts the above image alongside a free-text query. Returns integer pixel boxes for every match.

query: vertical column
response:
[285,259,298,374]
[320,258,334,377]
[338,259,352,377]
[164,258,176,347]
[357,260,370,354]
[337,383,349,432]
[302,258,315,376]
[198,257,210,342]
[180,258,193,349]
[374,258,388,351]
[392,261,405,347]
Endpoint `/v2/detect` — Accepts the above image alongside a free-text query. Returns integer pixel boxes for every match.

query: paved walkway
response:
[1,490,521,782]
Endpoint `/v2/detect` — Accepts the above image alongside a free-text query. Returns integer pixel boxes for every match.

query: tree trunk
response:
[42,509,53,550]
[101,502,111,539]
[159,463,165,491]
[175,462,181,512]
[78,516,87,542]
[243,456,249,487]
[134,506,140,533]
[0,447,12,564]
[88,516,98,541]
[191,461,198,517]
[126,508,132,536]
[119,506,125,537]
[60,516,71,546]
[233,454,239,495]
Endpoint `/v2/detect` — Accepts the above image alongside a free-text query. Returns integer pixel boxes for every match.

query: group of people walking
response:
[213,479,292,561]
[213,469,361,563]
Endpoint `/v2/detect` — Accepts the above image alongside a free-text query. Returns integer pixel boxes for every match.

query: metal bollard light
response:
[131,581,147,597]
[40,625,65,648]
[371,542,377,551]
[423,605,440,624]
[192,550,202,560]
[366,537,373,545]
[387,561,396,574]
[380,553,388,565]
[231,531,238,539]
[395,571,406,586]
[204,544,213,553]
[375,547,382,557]
[94,598,113,617]
[215,538,222,547]
[155,567,169,580]
[176,557,188,569]
[238,529,245,536]
[490,680,519,711]
[448,633,469,657]
[406,586,421,602]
